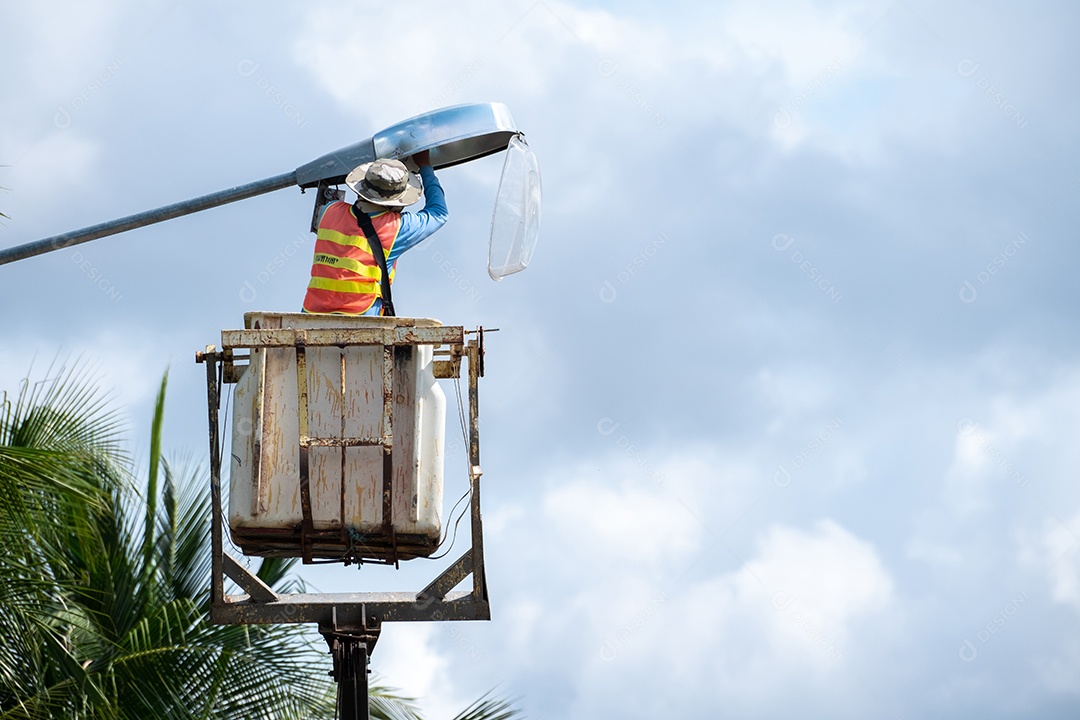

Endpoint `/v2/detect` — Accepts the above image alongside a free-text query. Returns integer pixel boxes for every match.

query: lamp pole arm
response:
[0,102,519,267]
[0,170,298,266]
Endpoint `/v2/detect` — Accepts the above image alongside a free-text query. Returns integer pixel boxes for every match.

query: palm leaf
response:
[157,456,213,604]
[141,371,169,606]
[0,359,122,546]
[450,691,522,720]
[0,361,126,714]
[367,680,424,720]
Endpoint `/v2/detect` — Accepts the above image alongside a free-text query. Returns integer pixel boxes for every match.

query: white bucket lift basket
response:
[226,312,455,563]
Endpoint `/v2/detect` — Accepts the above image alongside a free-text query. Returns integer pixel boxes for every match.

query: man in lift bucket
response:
[303,150,446,316]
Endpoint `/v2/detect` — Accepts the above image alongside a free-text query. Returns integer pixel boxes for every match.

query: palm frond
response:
[0,359,124,547]
[367,680,425,720]
[254,556,297,589]
[157,456,212,604]
[141,371,169,605]
[450,691,523,720]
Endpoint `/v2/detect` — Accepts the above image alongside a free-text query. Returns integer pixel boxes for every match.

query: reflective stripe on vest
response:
[303,202,401,315]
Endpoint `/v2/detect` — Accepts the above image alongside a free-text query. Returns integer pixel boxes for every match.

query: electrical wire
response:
[454,373,470,458]
[438,488,471,545]
[216,360,245,558]
[426,488,470,560]
[425,496,471,560]
[424,372,475,560]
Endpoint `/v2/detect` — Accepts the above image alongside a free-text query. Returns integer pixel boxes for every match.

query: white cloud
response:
[1023,512,1080,612]
[475,442,897,715]
[542,475,703,565]
[943,361,1080,530]
[680,519,892,670]
[292,2,552,124]
[570,519,894,718]
[749,520,893,631]
[290,0,865,150]
[722,1,868,84]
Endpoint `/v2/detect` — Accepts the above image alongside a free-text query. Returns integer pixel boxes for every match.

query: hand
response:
[411,149,431,167]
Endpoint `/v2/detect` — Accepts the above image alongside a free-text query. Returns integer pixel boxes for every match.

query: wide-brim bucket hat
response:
[345,159,423,208]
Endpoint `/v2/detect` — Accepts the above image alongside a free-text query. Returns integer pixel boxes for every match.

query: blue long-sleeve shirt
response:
[384,165,447,263]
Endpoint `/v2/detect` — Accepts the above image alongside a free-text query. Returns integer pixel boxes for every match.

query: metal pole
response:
[324,629,376,720]
[0,170,298,266]
[336,638,369,720]
[198,347,225,608]
[468,332,487,603]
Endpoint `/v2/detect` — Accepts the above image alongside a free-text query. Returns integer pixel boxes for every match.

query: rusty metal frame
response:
[195,326,490,629]
[293,337,401,565]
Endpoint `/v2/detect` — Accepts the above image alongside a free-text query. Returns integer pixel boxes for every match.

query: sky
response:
[2,0,1080,718]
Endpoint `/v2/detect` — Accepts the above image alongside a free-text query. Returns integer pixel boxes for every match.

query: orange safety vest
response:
[302,202,402,315]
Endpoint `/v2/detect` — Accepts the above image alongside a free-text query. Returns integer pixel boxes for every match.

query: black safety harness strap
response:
[352,205,396,317]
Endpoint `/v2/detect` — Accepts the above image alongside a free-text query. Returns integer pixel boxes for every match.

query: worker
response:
[302,150,447,315]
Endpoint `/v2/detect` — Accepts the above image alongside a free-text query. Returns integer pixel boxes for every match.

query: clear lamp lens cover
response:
[488,134,541,280]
